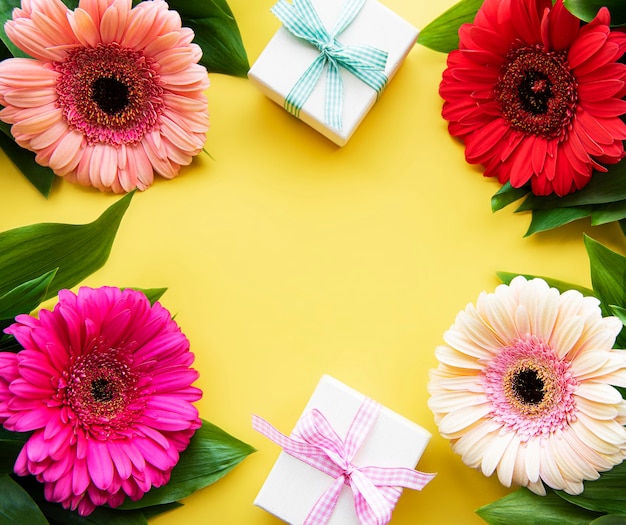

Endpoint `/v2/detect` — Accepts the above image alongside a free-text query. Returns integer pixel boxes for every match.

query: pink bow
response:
[253,398,434,525]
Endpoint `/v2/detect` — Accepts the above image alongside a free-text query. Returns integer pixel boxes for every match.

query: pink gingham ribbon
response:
[252,398,435,525]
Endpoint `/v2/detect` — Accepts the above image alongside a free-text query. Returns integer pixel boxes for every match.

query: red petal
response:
[575,108,620,144]
[530,173,553,195]
[551,149,578,196]
[532,137,549,173]
[510,0,543,44]
[465,118,510,162]
[574,42,620,77]
[546,0,580,51]
[568,30,608,70]
[542,148,557,181]
[572,117,605,156]
[508,137,535,187]
[579,98,626,119]
[578,79,625,101]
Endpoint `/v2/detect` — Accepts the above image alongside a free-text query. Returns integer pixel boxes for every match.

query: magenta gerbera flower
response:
[0,0,210,192]
[439,0,626,196]
[0,287,202,515]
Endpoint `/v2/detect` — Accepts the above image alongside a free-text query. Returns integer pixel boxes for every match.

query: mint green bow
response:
[271,0,389,131]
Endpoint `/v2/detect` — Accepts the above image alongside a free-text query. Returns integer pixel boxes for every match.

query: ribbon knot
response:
[253,397,435,525]
[271,0,389,130]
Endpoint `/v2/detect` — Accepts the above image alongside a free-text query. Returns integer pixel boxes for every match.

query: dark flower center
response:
[91,377,115,403]
[511,368,545,405]
[495,45,578,138]
[92,77,130,116]
[55,44,164,146]
[518,71,551,115]
[65,343,144,438]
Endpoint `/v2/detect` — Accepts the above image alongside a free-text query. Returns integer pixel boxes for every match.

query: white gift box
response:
[254,375,432,524]
[248,0,419,146]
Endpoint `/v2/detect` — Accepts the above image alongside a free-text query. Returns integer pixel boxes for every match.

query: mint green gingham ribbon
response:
[271,0,389,131]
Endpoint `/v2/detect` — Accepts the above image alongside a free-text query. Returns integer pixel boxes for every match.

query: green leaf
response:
[524,207,592,236]
[0,192,134,300]
[0,269,57,320]
[518,165,626,211]
[0,475,49,525]
[557,462,626,514]
[563,0,626,26]
[124,287,167,306]
[119,419,254,509]
[140,502,183,520]
[610,305,626,327]
[0,122,56,198]
[0,0,28,57]
[591,200,626,226]
[37,502,148,525]
[477,488,602,525]
[491,182,530,213]
[496,271,595,297]
[0,428,29,474]
[11,476,149,525]
[168,0,249,77]
[584,235,626,317]
[417,0,483,53]
[590,516,626,525]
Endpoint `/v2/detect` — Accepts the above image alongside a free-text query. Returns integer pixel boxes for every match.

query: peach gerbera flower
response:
[0,0,210,192]
[428,276,626,495]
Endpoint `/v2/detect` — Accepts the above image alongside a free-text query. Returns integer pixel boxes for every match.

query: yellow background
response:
[0,0,625,523]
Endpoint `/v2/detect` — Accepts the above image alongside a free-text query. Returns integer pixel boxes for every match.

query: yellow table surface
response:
[1,0,625,524]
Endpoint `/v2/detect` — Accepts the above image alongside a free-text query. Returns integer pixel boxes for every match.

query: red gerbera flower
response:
[439,0,626,196]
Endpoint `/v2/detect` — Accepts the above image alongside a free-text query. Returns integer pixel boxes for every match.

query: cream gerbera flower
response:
[428,276,626,495]
[0,0,209,192]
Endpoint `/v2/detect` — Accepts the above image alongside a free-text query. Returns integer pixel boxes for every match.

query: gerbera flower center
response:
[495,45,578,139]
[91,77,130,116]
[511,368,545,405]
[483,336,578,441]
[55,44,164,146]
[64,343,143,437]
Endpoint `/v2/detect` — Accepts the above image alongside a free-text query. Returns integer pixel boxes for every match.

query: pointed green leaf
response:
[38,502,148,525]
[517,166,626,211]
[119,419,254,509]
[496,271,595,297]
[0,0,28,57]
[417,0,483,53]
[477,488,601,525]
[0,428,29,474]
[590,516,626,525]
[0,122,56,197]
[491,182,530,212]
[0,269,57,320]
[140,502,183,520]
[0,475,49,525]
[168,0,249,77]
[0,192,134,300]
[591,201,626,226]
[563,0,626,26]
[584,235,626,317]
[0,333,21,352]
[123,287,167,306]
[524,207,591,236]
[557,462,626,514]
[610,305,626,327]
[13,476,148,525]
